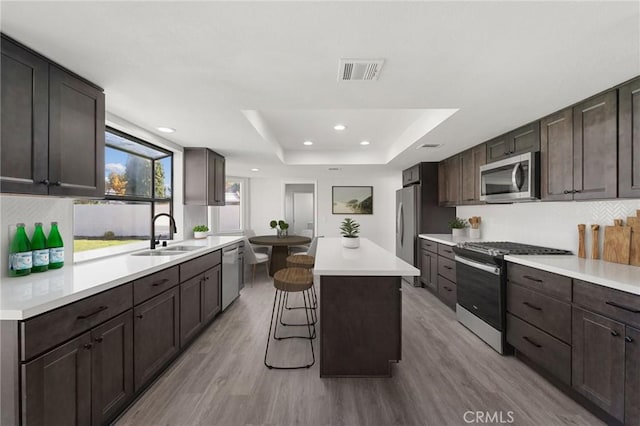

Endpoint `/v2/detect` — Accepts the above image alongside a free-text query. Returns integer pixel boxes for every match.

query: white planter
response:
[194,231,209,239]
[469,228,481,239]
[451,228,466,238]
[342,236,360,249]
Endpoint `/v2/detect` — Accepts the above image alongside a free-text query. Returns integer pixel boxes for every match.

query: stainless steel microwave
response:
[480,152,540,203]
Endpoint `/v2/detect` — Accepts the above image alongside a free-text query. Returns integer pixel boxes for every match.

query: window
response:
[212,178,246,233]
[74,128,173,258]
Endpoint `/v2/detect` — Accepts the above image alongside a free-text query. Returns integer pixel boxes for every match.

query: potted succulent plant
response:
[448,217,468,237]
[193,225,209,239]
[340,217,361,248]
[270,220,289,238]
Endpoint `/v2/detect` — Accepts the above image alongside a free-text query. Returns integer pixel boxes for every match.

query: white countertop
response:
[313,238,420,277]
[0,236,244,320]
[418,233,480,246]
[505,255,640,296]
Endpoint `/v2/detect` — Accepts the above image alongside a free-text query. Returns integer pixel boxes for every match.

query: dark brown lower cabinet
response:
[626,326,640,425]
[22,332,92,426]
[180,274,204,346]
[134,287,180,392]
[202,265,222,324]
[572,307,625,422]
[420,249,437,293]
[91,311,133,426]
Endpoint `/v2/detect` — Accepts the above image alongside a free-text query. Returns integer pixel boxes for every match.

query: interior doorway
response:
[284,183,315,237]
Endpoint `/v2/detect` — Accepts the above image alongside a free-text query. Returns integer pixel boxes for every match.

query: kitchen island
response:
[313,238,419,377]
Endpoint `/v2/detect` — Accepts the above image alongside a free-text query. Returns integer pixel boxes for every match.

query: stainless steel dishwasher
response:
[222,242,244,311]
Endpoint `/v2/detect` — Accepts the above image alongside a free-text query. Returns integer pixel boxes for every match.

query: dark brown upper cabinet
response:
[438,155,460,206]
[487,121,540,163]
[184,148,226,206]
[541,108,574,201]
[573,90,618,200]
[402,164,420,187]
[48,66,105,197]
[460,144,486,204]
[626,326,640,425]
[0,36,105,198]
[619,77,640,198]
[1,37,49,195]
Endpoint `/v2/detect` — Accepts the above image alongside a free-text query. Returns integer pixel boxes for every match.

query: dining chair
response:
[293,236,321,257]
[289,229,314,254]
[244,238,270,283]
[244,229,269,254]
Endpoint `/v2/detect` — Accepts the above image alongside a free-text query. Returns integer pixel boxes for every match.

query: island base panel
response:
[320,275,401,378]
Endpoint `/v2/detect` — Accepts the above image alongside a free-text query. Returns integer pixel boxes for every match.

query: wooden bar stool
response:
[285,255,318,312]
[264,268,316,369]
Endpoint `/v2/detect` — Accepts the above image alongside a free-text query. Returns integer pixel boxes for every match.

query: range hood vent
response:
[338,58,385,81]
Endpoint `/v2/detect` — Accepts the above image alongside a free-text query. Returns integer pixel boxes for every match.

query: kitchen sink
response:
[162,245,202,252]
[131,249,189,257]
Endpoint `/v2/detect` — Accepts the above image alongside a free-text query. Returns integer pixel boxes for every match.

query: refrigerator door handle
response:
[397,202,404,246]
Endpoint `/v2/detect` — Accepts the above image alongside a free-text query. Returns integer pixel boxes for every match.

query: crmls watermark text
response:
[463,411,515,424]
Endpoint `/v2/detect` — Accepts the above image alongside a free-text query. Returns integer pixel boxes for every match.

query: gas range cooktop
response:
[456,241,572,257]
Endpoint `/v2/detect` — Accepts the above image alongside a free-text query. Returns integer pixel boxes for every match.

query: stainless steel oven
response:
[454,254,506,354]
[480,151,539,203]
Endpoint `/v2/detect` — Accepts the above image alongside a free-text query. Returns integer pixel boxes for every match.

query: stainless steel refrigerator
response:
[396,185,418,286]
[396,163,455,287]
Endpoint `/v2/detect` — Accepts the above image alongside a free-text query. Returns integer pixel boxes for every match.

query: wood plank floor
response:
[116,274,602,426]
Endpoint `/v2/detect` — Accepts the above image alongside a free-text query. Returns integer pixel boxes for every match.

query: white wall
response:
[1,195,74,278]
[457,199,640,254]
[249,174,401,251]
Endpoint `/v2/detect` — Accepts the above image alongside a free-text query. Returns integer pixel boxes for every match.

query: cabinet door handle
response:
[443,286,452,292]
[136,314,144,319]
[523,301,542,311]
[626,336,634,343]
[522,275,543,283]
[50,181,62,186]
[563,190,572,194]
[443,266,453,270]
[40,179,50,186]
[611,330,619,337]
[152,278,170,287]
[573,190,581,194]
[605,301,640,313]
[522,336,542,348]
[77,306,108,319]
[84,343,93,350]
[94,337,104,343]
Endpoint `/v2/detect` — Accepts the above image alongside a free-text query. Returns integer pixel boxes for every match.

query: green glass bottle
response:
[48,222,64,269]
[9,223,32,277]
[31,222,49,273]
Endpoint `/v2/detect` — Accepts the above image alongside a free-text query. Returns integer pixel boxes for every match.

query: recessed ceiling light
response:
[156,127,176,133]
[303,141,314,146]
[333,124,347,131]
[360,140,370,146]
[251,168,260,172]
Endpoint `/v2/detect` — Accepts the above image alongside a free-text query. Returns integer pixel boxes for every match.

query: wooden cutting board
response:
[628,216,640,267]
[603,221,632,264]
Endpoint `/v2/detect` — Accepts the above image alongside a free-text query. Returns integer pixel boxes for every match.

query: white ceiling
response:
[1,1,639,178]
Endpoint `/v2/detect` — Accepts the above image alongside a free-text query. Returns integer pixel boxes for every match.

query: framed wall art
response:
[332,186,373,214]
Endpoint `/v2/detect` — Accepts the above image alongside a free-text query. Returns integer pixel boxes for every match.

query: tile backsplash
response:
[1,195,74,278]
[457,199,640,254]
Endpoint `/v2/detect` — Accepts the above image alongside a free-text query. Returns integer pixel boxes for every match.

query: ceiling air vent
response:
[338,58,385,81]
[416,143,441,149]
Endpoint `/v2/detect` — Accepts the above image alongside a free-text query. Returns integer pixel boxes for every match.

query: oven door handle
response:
[455,256,501,275]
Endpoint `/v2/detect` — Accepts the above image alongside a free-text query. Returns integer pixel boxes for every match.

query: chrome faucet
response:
[151,213,178,249]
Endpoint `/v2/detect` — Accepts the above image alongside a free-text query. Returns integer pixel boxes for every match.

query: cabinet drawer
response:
[507,313,571,385]
[437,244,455,260]
[507,282,571,344]
[507,263,571,302]
[133,266,179,305]
[21,283,132,361]
[179,250,221,281]
[573,280,640,329]
[437,276,457,310]
[438,256,456,283]
[421,239,438,254]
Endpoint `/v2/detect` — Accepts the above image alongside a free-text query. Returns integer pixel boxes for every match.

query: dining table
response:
[248,235,312,276]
